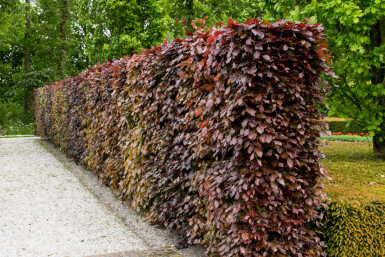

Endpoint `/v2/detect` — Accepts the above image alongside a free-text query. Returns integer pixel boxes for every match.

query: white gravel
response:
[0,137,149,257]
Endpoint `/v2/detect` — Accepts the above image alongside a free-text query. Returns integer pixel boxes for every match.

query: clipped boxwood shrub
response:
[322,201,385,257]
[34,19,332,256]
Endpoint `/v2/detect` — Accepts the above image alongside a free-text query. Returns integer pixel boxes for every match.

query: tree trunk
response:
[185,0,194,32]
[83,25,89,67]
[24,0,31,72]
[59,0,69,78]
[24,0,31,113]
[373,134,385,159]
[371,16,385,158]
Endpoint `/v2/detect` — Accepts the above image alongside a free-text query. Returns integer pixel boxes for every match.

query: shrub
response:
[0,101,35,135]
[322,201,385,257]
[321,119,365,134]
[34,19,331,256]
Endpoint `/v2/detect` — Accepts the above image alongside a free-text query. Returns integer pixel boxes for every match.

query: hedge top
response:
[44,18,334,89]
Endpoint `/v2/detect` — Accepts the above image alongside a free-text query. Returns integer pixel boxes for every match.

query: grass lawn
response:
[0,135,35,138]
[320,141,385,203]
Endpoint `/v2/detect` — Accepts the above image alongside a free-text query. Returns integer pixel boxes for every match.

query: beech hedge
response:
[34,19,332,256]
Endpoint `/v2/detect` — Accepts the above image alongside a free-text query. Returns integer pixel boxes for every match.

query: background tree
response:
[59,0,69,77]
[0,0,25,99]
[1,0,86,129]
[23,0,31,113]
[253,0,385,158]
[0,0,27,128]
[33,0,85,79]
[79,0,171,64]
[24,0,30,72]
[307,1,385,159]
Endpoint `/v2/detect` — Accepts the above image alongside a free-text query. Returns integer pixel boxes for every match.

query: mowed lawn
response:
[321,141,385,203]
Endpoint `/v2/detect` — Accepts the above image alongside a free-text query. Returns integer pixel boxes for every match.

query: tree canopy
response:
[256,0,385,156]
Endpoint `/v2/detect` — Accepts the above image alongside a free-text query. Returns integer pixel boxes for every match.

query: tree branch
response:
[340,74,363,112]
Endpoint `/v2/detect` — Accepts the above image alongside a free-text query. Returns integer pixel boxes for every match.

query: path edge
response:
[36,138,206,257]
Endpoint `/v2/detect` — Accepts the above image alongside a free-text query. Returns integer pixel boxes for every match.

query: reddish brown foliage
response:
[34,19,331,256]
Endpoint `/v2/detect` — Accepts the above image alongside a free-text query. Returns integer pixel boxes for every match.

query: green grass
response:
[0,122,34,135]
[0,135,35,138]
[321,141,385,203]
[320,135,372,142]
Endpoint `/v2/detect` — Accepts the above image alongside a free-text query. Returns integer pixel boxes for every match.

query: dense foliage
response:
[79,0,171,64]
[35,19,331,256]
[323,201,385,257]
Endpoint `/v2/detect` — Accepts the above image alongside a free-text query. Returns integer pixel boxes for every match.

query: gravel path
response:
[0,137,205,257]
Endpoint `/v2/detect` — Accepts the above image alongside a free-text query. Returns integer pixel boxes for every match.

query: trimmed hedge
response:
[322,201,385,257]
[34,19,331,256]
[322,119,365,134]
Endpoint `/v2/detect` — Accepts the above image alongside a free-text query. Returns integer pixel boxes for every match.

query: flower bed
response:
[331,132,369,136]
[320,132,372,143]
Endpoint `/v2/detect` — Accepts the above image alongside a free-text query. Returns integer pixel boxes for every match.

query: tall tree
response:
[79,0,171,64]
[304,1,385,159]
[23,0,31,112]
[24,0,31,72]
[253,0,385,159]
[32,0,85,79]
[59,0,69,77]
[370,16,385,158]
[0,0,24,97]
